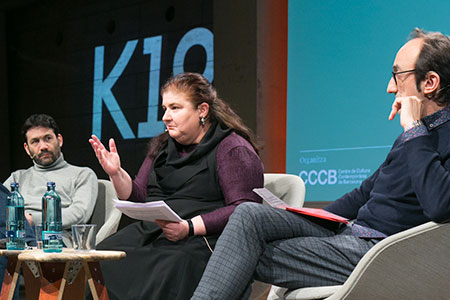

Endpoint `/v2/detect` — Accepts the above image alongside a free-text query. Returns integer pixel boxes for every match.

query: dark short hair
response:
[410,28,450,106]
[22,114,60,143]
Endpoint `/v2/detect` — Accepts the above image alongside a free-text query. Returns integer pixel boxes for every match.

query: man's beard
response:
[30,149,60,166]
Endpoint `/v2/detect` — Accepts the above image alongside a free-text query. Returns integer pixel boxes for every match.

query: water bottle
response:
[41,182,63,252]
[6,182,26,250]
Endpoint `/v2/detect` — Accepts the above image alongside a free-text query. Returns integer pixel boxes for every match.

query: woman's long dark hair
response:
[147,72,260,159]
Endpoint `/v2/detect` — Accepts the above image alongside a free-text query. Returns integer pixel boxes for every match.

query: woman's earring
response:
[199,117,206,126]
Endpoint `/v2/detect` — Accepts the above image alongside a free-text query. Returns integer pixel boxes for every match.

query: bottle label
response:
[6,231,15,238]
[17,230,25,238]
[43,231,63,241]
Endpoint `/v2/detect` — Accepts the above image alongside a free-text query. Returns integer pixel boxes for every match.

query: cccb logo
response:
[299,169,337,185]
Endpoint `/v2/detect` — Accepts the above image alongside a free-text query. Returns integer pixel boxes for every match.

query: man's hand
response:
[25,213,33,226]
[155,220,189,242]
[388,96,423,130]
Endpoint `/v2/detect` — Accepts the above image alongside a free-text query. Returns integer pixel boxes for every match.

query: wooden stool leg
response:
[0,257,21,300]
[57,262,70,300]
[22,261,42,300]
[37,262,65,300]
[85,262,109,300]
[60,262,86,300]
[26,262,85,300]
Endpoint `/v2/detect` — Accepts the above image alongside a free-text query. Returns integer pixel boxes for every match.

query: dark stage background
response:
[0,0,288,182]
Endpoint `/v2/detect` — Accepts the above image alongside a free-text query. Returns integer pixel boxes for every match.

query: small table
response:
[0,248,126,300]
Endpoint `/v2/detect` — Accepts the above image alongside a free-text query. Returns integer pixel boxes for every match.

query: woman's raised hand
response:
[89,135,121,176]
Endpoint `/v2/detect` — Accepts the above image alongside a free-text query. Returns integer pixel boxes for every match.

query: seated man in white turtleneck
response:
[3,114,98,246]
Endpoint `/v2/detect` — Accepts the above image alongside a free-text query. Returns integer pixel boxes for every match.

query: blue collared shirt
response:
[402,105,450,142]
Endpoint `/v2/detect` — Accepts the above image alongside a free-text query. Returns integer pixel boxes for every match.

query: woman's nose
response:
[162,109,170,121]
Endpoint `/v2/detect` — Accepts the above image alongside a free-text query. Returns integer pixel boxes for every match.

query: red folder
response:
[285,207,349,224]
[252,187,349,224]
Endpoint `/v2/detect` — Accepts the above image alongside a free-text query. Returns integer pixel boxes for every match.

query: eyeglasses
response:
[391,69,415,85]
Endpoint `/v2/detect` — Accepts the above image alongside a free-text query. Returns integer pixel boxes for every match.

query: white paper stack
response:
[113,199,183,222]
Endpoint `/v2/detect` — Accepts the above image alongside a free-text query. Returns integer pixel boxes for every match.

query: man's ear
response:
[198,102,210,118]
[422,71,440,97]
[57,134,63,148]
[24,142,31,157]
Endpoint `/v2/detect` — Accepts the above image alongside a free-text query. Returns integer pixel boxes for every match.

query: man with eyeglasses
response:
[191,28,450,300]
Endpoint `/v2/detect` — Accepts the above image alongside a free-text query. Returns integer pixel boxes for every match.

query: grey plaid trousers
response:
[192,202,377,300]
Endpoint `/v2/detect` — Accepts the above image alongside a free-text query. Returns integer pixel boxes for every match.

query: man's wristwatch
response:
[405,120,423,131]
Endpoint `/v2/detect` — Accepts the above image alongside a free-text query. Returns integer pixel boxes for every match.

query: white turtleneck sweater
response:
[3,154,98,233]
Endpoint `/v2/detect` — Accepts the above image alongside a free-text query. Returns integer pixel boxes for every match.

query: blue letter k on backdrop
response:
[92,27,214,140]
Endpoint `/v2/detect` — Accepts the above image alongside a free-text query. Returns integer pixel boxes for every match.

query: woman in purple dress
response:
[89,72,264,300]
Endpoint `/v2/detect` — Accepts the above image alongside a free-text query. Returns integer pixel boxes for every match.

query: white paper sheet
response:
[113,199,183,222]
[253,188,288,209]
